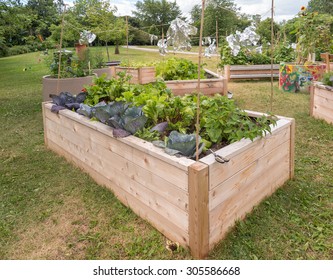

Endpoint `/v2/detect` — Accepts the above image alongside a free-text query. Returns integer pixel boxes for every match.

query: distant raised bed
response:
[113,66,227,96]
[224,64,280,81]
[114,66,156,84]
[165,69,227,96]
[43,102,294,258]
[310,82,333,124]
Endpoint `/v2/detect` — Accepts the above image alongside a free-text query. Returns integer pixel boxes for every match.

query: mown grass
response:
[0,47,332,260]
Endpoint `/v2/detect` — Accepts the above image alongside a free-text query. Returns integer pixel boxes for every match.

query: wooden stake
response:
[270,0,274,112]
[216,17,219,73]
[57,4,66,94]
[196,0,206,161]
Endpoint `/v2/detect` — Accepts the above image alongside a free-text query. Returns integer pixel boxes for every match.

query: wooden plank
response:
[204,68,222,78]
[231,69,279,75]
[166,79,225,96]
[43,103,193,176]
[45,103,194,170]
[313,86,333,102]
[289,118,295,179]
[209,139,290,210]
[200,119,291,190]
[189,162,209,259]
[45,122,189,231]
[46,138,190,247]
[312,105,333,124]
[313,93,333,111]
[209,141,290,248]
[230,64,280,70]
[44,117,189,211]
[230,74,279,79]
[225,64,280,80]
[224,65,230,82]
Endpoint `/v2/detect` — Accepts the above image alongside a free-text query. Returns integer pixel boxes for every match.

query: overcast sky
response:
[107,0,310,22]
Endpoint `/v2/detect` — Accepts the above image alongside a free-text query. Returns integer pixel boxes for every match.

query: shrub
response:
[7,45,31,56]
[321,71,333,86]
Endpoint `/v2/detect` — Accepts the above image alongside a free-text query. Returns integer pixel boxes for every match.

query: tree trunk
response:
[115,44,120,55]
[105,41,110,61]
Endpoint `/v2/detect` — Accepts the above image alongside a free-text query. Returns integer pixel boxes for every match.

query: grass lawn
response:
[0,47,332,260]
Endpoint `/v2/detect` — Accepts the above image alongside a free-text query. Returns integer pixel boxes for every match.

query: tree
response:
[26,0,59,38]
[133,0,182,37]
[294,7,333,63]
[190,0,250,46]
[0,1,36,49]
[308,0,333,15]
[256,18,280,44]
[87,0,126,57]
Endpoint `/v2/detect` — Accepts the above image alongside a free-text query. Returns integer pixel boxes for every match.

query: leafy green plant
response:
[90,51,105,69]
[220,41,296,67]
[84,72,132,105]
[293,6,333,64]
[321,71,333,86]
[155,57,205,80]
[77,75,276,157]
[47,49,92,78]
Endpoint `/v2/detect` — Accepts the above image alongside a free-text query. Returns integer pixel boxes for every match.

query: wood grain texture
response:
[189,162,209,259]
[312,84,333,124]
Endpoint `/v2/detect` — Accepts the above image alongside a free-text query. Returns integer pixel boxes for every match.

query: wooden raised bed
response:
[114,66,156,84]
[165,69,227,96]
[310,82,333,124]
[224,64,280,81]
[42,102,295,258]
[93,67,115,79]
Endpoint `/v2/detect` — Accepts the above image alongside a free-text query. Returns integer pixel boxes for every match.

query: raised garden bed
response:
[165,69,227,96]
[112,65,227,96]
[310,82,333,124]
[42,102,295,258]
[114,66,156,84]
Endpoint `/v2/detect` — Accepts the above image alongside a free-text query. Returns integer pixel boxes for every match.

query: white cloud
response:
[66,0,310,22]
[234,0,309,22]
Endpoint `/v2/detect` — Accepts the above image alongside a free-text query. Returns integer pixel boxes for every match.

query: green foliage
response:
[133,0,182,36]
[83,75,276,147]
[308,0,333,15]
[321,71,333,86]
[220,44,272,66]
[46,49,92,78]
[84,72,132,105]
[294,7,333,63]
[199,95,275,144]
[190,0,250,45]
[255,18,280,44]
[155,58,205,80]
[134,127,161,141]
[90,51,105,69]
[220,44,247,66]
[220,40,296,66]
[273,42,296,63]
